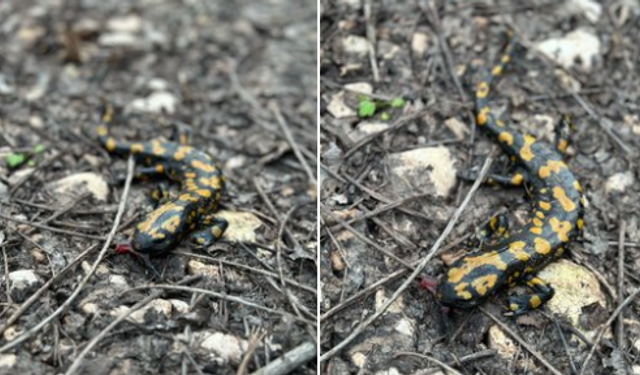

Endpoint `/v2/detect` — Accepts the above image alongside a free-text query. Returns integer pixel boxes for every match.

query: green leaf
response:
[380,112,390,121]
[390,98,405,108]
[5,153,26,168]
[359,99,376,118]
[33,144,46,154]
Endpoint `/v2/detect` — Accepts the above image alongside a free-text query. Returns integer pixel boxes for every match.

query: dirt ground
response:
[0,0,317,374]
[320,1,640,374]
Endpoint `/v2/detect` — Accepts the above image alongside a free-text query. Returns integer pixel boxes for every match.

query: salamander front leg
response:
[189,216,229,247]
[505,275,555,316]
[459,168,528,188]
[171,122,192,145]
[554,115,574,156]
[467,213,510,249]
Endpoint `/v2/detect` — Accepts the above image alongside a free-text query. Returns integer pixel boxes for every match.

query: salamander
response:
[435,32,585,315]
[97,105,228,254]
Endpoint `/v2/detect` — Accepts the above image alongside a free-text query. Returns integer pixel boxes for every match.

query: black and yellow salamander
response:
[97,105,228,254]
[434,32,585,315]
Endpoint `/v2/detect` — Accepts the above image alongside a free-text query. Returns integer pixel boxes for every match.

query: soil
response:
[0,0,317,374]
[320,1,640,374]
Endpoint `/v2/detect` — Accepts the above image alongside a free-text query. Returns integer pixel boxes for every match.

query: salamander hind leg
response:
[189,216,229,247]
[505,275,555,316]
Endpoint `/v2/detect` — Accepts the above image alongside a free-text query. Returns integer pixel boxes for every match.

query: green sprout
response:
[357,96,406,120]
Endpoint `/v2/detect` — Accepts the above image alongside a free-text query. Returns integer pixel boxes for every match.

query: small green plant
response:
[357,96,406,119]
[4,144,46,169]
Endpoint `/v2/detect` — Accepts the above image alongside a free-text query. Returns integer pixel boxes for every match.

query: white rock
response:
[148,78,169,91]
[605,171,634,194]
[127,299,173,323]
[342,35,370,56]
[536,29,600,71]
[99,32,140,47]
[488,326,517,358]
[8,270,40,287]
[374,368,402,375]
[344,82,373,95]
[384,146,457,197]
[394,318,415,337]
[565,0,602,23]
[46,172,109,204]
[411,32,429,56]
[80,302,99,315]
[538,260,607,337]
[187,260,219,278]
[108,275,129,289]
[375,289,404,314]
[349,121,389,142]
[0,354,17,368]
[351,352,367,368]
[200,332,248,363]
[214,210,263,243]
[444,117,469,140]
[129,91,178,114]
[169,299,190,314]
[327,91,356,118]
[107,15,143,33]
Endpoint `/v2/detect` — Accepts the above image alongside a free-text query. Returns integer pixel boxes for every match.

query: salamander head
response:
[131,202,193,253]
[435,276,484,309]
[434,251,507,309]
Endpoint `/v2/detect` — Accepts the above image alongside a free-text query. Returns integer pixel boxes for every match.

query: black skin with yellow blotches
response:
[97,104,228,254]
[435,32,585,316]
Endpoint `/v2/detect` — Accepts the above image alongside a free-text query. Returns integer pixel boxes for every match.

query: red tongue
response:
[419,275,438,294]
[114,241,133,254]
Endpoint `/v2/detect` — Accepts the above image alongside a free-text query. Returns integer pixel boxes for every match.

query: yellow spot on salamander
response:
[508,241,529,261]
[211,226,223,239]
[135,203,184,234]
[491,65,503,76]
[195,189,212,198]
[129,143,143,153]
[178,193,199,202]
[476,81,489,98]
[532,218,543,227]
[552,186,576,212]
[174,146,193,161]
[501,54,510,64]
[529,295,542,309]
[471,274,498,295]
[446,252,508,284]
[97,126,108,136]
[454,282,472,300]
[155,164,164,174]
[498,132,513,146]
[534,237,551,255]
[476,106,490,126]
[539,201,551,211]
[496,119,505,127]
[574,180,583,192]
[535,211,544,219]
[530,227,543,235]
[538,160,567,178]
[519,134,536,161]
[576,218,584,230]
[557,139,568,153]
[511,173,523,185]
[509,303,519,311]
[105,138,116,151]
[549,217,572,242]
[191,160,216,173]
[151,141,166,156]
[161,216,181,233]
